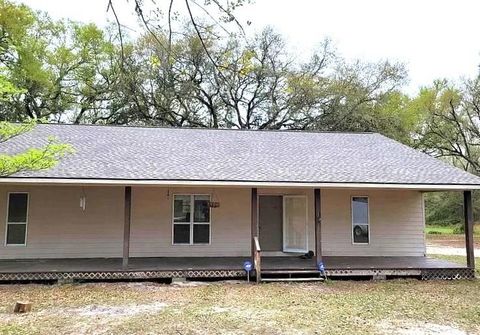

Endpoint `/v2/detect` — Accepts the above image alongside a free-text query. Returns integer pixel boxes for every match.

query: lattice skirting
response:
[421,268,475,280]
[0,269,246,281]
[0,268,474,281]
[325,269,422,277]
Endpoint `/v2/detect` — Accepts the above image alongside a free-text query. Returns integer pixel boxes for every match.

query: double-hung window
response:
[5,193,29,246]
[352,196,369,244]
[173,195,210,245]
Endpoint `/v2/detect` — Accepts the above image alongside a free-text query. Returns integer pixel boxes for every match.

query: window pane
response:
[8,193,28,223]
[173,224,190,244]
[6,224,26,245]
[353,225,369,243]
[352,197,368,224]
[174,195,190,223]
[194,195,210,223]
[193,224,210,244]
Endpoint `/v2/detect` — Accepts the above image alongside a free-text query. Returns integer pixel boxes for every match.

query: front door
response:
[258,195,283,251]
[283,196,308,253]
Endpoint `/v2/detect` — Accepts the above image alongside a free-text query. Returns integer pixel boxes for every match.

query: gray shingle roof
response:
[1,124,479,186]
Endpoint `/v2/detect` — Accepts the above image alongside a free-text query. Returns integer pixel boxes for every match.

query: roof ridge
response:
[34,123,376,135]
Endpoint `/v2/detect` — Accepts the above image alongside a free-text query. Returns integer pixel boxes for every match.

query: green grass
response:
[425,224,480,235]
[1,280,479,335]
[425,225,455,234]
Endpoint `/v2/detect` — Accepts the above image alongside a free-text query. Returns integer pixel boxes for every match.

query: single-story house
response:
[0,124,477,282]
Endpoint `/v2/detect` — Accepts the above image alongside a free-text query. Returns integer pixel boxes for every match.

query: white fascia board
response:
[0,178,479,191]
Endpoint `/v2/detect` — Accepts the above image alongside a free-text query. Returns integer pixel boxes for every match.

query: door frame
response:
[282,195,308,253]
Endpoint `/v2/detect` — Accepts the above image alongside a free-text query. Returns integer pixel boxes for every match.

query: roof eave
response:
[0,177,479,191]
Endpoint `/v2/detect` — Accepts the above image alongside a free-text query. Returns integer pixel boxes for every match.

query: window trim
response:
[172,194,211,246]
[351,195,370,245]
[5,192,29,247]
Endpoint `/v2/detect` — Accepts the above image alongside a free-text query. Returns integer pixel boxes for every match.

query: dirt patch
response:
[1,301,167,323]
[66,302,167,317]
[378,320,467,335]
[426,235,480,249]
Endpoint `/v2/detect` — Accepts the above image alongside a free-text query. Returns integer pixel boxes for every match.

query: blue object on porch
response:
[243,261,253,272]
[317,261,325,272]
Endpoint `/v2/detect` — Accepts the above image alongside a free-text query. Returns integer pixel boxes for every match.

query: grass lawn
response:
[1,279,480,335]
[425,225,456,235]
[425,224,480,235]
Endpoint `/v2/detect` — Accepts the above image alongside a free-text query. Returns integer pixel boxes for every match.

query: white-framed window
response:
[5,193,29,246]
[352,196,369,244]
[172,194,210,245]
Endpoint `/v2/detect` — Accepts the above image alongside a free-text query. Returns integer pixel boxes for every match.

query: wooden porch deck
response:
[0,256,473,281]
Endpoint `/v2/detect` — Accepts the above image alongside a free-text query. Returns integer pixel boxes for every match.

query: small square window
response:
[353,225,369,244]
[6,224,27,245]
[193,224,210,244]
[173,224,190,244]
[174,195,191,223]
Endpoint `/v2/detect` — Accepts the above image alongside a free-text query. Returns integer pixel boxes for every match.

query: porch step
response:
[259,269,324,283]
[261,270,320,275]
[261,277,324,283]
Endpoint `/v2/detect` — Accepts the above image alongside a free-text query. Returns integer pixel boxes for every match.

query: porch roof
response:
[1,124,479,189]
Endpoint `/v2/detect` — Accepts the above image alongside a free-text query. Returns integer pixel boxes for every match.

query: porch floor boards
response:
[0,256,463,274]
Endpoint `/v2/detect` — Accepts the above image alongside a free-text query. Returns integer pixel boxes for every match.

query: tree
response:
[0,0,122,123]
[416,77,480,174]
[105,26,408,130]
[0,1,73,176]
[0,121,73,177]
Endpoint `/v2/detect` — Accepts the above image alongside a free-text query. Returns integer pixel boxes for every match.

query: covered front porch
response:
[0,184,476,282]
[0,256,473,281]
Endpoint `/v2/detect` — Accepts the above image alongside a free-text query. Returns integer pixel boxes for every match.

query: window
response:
[173,195,210,244]
[5,193,29,246]
[352,196,369,244]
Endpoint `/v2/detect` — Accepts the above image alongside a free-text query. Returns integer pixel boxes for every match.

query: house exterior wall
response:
[0,185,124,258]
[129,187,251,257]
[0,185,425,259]
[321,189,426,257]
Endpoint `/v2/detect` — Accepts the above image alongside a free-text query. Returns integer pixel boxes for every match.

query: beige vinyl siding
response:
[0,185,124,259]
[0,185,425,259]
[129,187,251,257]
[321,189,426,256]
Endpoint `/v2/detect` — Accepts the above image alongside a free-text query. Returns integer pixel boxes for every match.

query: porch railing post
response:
[123,186,132,270]
[314,188,322,264]
[251,188,258,259]
[464,190,475,269]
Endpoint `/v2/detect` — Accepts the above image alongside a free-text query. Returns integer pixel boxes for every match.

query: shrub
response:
[452,224,464,234]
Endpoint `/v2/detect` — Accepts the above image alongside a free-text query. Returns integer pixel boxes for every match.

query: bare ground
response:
[1,280,479,335]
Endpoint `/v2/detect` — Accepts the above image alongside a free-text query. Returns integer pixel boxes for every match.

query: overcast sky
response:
[17,0,480,94]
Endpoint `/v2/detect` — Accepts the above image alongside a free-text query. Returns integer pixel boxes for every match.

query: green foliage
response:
[452,224,464,234]
[0,0,121,122]
[0,121,73,177]
[425,192,463,226]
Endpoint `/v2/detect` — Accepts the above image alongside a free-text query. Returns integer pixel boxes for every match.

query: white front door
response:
[283,195,308,253]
